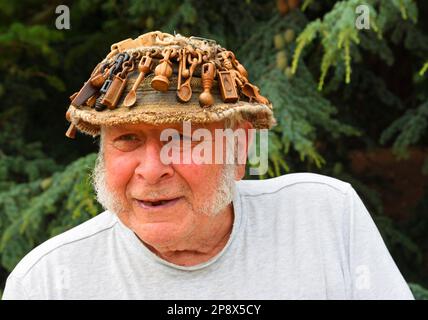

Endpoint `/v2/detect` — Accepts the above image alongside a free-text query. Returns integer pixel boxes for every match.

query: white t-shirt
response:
[2,173,414,299]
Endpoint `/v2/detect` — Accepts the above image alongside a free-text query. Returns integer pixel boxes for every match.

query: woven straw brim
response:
[67,72,276,137]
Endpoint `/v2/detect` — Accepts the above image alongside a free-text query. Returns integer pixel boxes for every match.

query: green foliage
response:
[380,100,428,159]
[409,283,428,300]
[291,0,428,170]
[239,12,361,175]
[420,61,428,76]
[0,153,101,271]
[291,0,417,89]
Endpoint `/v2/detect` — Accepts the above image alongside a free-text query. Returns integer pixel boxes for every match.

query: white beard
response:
[90,151,127,215]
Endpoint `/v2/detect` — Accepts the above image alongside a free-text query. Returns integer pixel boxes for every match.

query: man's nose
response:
[134,138,174,184]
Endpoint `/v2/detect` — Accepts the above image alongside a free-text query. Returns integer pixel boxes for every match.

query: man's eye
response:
[118,134,138,141]
[112,134,141,151]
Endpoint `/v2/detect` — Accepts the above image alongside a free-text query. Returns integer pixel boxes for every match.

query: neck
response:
[142,204,234,267]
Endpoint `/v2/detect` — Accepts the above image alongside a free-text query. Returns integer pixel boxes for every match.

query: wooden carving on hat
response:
[65,31,271,138]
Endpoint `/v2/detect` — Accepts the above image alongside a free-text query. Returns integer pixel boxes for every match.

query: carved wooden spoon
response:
[177,51,202,102]
[123,54,152,107]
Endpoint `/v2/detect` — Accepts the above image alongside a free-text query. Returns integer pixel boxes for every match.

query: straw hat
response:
[65,31,276,138]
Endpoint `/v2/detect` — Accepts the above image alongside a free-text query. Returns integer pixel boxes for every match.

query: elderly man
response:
[3,32,413,300]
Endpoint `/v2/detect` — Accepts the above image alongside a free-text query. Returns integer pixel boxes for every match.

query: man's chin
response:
[131,221,189,250]
[125,199,192,232]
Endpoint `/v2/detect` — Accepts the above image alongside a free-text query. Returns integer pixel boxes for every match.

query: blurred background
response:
[0,0,427,299]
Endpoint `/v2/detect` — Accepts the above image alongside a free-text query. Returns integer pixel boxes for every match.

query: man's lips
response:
[134,197,182,209]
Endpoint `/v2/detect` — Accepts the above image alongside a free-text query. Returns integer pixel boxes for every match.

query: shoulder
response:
[235,173,359,254]
[9,210,118,279]
[237,172,352,197]
[235,172,355,225]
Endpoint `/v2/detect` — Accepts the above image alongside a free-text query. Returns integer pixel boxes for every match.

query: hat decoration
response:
[65,31,274,138]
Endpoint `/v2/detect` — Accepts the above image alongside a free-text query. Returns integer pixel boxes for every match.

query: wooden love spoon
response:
[123,54,152,107]
[177,51,202,102]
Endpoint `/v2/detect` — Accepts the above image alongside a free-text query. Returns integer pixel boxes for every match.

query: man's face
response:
[93,121,248,249]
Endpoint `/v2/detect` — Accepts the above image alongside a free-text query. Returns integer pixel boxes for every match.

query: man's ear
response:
[234,121,253,181]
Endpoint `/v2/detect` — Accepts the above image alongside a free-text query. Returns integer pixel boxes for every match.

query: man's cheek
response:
[106,159,135,187]
[175,164,219,190]
[175,164,207,180]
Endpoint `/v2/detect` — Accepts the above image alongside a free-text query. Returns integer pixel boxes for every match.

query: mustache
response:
[131,184,188,200]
